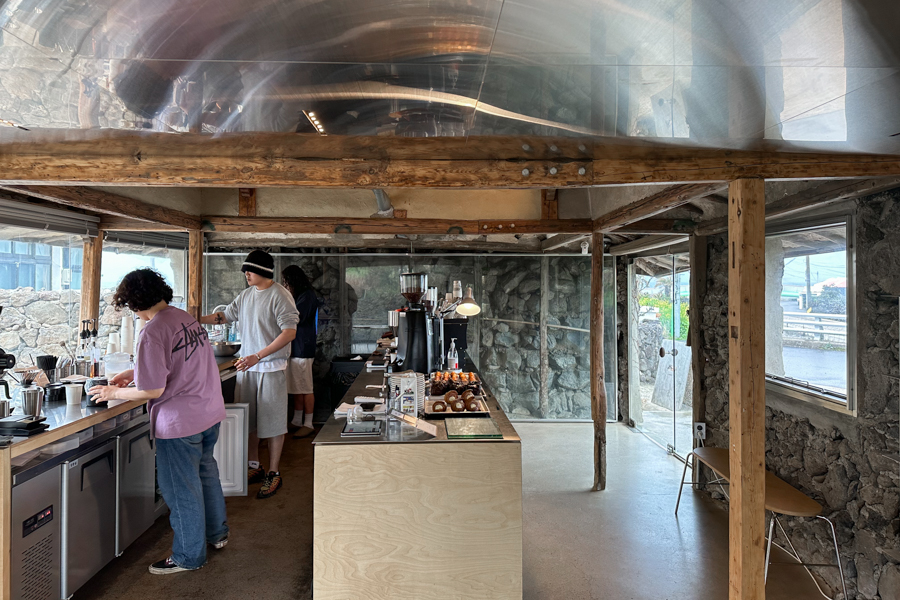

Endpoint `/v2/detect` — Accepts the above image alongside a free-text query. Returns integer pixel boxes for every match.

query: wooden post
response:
[727,179,766,600]
[541,189,558,220]
[80,235,103,324]
[188,230,204,320]
[689,234,708,485]
[238,188,257,217]
[0,446,12,600]
[539,256,550,418]
[590,232,607,491]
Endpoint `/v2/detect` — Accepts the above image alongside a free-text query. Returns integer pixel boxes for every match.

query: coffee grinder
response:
[396,273,437,374]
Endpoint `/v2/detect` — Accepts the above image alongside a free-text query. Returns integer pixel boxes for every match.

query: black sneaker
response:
[257,472,282,499]
[248,466,266,484]
[149,557,200,574]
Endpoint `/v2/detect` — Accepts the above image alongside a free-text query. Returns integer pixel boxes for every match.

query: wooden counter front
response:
[313,355,523,600]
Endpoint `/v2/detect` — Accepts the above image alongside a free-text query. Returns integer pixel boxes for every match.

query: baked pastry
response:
[449,398,467,412]
[465,398,481,412]
[432,400,448,413]
[461,390,476,401]
[444,390,459,401]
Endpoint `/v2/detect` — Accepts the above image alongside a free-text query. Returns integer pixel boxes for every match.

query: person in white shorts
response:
[281,265,321,438]
[201,250,299,499]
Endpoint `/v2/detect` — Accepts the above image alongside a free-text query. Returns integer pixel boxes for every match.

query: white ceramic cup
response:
[65,384,83,405]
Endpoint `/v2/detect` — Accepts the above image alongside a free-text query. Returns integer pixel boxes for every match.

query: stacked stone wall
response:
[699,194,900,599]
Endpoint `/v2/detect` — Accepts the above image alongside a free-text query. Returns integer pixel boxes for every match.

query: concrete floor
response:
[77,423,824,600]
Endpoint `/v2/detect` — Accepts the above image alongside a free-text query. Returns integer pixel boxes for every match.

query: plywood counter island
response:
[312,355,523,600]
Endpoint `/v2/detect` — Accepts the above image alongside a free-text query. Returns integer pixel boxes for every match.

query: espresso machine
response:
[396,273,440,374]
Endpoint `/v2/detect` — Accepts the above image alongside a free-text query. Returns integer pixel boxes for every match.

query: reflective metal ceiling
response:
[0,0,898,153]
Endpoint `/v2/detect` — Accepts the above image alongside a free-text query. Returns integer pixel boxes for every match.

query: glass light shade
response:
[456,286,480,316]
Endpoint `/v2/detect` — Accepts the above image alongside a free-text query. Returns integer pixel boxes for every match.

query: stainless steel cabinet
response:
[11,465,61,600]
[61,439,118,599]
[117,422,157,555]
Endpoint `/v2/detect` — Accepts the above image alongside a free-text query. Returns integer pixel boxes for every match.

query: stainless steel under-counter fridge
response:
[61,439,118,599]
[117,421,160,554]
[10,463,62,600]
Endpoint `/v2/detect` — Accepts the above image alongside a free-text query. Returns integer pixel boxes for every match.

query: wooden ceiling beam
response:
[0,133,899,187]
[238,188,257,217]
[594,183,727,232]
[694,176,900,236]
[541,233,589,252]
[202,217,593,235]
[205,236,545,252]
[0,185,202,230]
[615,218,696,234]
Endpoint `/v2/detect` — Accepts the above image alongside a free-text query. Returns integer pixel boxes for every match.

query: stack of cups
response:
[65,384,83,405]
[120,316,134,356]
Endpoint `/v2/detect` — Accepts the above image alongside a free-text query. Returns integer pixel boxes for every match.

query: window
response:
[17,263,34,288]
[35,264,51,291]
[13,242,29,255]
[765,219,854,412]
[34,244,50,257]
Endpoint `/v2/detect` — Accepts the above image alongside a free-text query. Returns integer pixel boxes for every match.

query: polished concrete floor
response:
[77,423,823,600]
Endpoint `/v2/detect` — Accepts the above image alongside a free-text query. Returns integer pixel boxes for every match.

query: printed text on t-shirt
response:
[172,323,210,361]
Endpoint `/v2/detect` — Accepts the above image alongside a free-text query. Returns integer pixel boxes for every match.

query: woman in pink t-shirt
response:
[90,268,228,574]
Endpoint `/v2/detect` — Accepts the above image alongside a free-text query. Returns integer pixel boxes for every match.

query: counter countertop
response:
[313,351,519,446]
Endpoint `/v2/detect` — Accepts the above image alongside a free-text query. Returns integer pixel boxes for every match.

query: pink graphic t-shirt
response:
[134,306,225,439]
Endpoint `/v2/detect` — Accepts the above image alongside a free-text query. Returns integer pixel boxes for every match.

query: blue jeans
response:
[156,423,229,569]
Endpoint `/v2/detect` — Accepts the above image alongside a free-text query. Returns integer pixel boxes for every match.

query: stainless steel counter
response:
[312,351,520,445]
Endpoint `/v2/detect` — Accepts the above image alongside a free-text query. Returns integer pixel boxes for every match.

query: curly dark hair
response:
[281,265,312,298]
[112,268,174,312]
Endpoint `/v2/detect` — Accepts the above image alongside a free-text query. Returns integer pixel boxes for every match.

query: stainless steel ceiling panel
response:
[0,0,897,153]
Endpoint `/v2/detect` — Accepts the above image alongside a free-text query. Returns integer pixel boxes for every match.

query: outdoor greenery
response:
[640,295,689,341]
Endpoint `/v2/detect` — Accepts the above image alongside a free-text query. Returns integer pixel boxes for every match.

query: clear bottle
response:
[447,338,459,371]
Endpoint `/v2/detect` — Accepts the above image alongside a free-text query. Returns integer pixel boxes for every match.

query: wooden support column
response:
[590,232,607,491]
[80,235,103,324]
[541,189,558,220]
[188,230,204,320]
[727,179,766,600]
[238,188,257,217]
[689,234,708,485]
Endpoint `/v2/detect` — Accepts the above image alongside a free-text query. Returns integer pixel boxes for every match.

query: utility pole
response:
[805,256,812,311]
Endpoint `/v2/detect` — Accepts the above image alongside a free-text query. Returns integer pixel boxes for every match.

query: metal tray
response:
[424,397,489,419]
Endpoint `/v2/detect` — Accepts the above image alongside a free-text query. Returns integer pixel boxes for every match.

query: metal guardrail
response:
[781,311,846,341]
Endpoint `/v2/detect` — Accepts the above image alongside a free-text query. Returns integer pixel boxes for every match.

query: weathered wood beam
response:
[695,177,900,236]
[100,217,192,232]
[608,234,688,256]
[80,235,103,325]
[188,231,203,320]
[0,185,202,230]
[541,233,589,252]
[727,179,766,600]
[203,217,593,235]
[205,235,546,252]
[541,189,558,220]
[689,234,708,485]
[616,218,697,235]
[1,133,900,187]
[238,188,257,217]
[590,231,607,492]
[594,183,727,232]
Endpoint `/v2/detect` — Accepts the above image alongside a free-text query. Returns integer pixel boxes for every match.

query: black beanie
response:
[241,250,275,278]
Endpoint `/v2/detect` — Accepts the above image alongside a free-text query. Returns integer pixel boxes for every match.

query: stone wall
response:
[616,257,631,424]
[698,194,900,599]
[0,287,128,364]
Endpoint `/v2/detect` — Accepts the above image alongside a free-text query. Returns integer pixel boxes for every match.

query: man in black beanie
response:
[201,250,299,499]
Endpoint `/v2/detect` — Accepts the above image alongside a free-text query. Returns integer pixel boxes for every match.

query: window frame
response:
[764,213,856,416]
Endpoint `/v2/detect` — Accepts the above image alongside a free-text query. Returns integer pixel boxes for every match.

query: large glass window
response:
[765,221,853,409]
[0,225,83,367]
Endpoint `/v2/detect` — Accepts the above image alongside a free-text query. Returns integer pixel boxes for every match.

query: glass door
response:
[628,254,693,459]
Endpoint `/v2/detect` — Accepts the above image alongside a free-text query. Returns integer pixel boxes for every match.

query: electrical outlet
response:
[693,422,707,440]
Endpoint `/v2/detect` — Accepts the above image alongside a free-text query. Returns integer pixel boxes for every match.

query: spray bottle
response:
[447,338,459,371]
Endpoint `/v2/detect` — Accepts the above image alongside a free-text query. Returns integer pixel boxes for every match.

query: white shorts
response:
[286,358,314,394]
